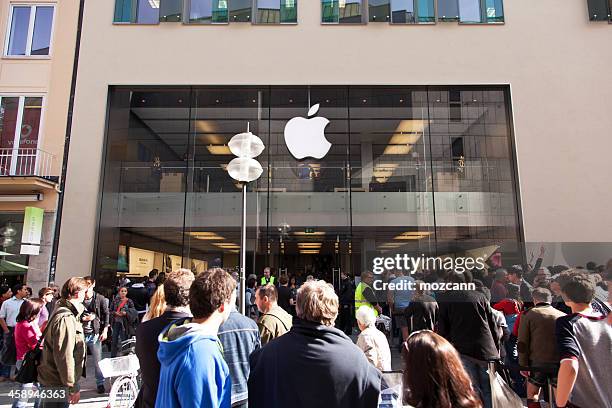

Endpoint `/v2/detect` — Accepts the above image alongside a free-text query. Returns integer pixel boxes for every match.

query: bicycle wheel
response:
[108,375,139,408]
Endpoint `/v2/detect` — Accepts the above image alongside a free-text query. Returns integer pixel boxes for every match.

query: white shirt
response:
[0,297,25,328]
[356,325,392,372]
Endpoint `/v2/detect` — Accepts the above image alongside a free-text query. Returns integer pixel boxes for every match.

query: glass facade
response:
[95,86,522,291]
[114,0,160,23]
[6,5,54,56]
[322,0,365,23]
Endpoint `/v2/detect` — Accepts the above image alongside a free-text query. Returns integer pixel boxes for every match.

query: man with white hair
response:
[356,305,391,371]
[248,280,381,408]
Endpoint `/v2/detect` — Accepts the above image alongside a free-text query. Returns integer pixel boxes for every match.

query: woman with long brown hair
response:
[402,330,482,408]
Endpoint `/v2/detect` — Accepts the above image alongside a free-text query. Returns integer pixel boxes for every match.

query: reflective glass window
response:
[189,0,229,23]
[416,0,435,23]
[390,0,414,23]
[369,0,390,22]
[458,0,482,23]
[340,0,363,23]
[114,0,160,23]
[587,0,610,21]
[322,0,364,23]
[321,0,339,23]
[484,0,503,22]
[6,6,54,56]
[438,0,459,21]
[159,0,183,21]
[256,0,297,23]
[230,0,252,22]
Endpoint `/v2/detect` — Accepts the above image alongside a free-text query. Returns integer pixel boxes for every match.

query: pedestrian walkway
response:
[0,351,110,408]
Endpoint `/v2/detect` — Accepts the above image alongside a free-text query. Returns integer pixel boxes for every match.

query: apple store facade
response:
[94,85,523,290]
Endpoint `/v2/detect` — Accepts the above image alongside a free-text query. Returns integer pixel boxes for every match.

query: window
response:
[0,96,43,176]
[255,0,297,23]
[188,0,229,23]
[369,0,390,22]
[458,0,503,23]
[5,5,54,56]
[389,0,435,24]
[159,0,183,22]
[438,0,459,21]
[229,0,252,21]
[587,0,611,21]
[114,0,160,23]
[322,0,365,23]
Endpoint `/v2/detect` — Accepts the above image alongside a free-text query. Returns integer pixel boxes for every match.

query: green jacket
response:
[38,298,86,393]
[257,305,292,345]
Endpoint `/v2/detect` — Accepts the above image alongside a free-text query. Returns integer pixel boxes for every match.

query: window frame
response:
[4,4,56,58]
[253,0,298,25]
[321,0,367,25]
[0,94,47,175]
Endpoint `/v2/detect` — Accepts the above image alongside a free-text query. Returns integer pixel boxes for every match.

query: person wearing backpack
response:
[37,277,88,407]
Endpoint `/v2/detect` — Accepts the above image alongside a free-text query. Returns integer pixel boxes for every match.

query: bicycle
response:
[98,336,141,408]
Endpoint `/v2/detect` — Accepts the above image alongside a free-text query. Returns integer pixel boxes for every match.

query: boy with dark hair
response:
[156,268,236,408]
[555,271,612,408]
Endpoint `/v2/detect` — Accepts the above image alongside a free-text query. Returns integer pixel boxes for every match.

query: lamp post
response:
[227,124,264,315]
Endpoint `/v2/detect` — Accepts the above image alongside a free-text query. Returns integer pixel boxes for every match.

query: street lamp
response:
[227,124,264,315]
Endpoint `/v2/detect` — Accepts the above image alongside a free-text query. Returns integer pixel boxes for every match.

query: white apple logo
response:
[284,104,331,160]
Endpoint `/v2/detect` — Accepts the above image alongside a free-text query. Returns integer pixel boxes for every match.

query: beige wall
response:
[55,0,612,282]
[0,0,79,288]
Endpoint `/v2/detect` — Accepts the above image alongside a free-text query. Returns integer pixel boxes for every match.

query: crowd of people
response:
[0,251,608,408]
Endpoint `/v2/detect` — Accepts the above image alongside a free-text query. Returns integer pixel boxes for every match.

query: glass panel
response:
[31,7,54,55]
[428,87,522,265]
[184,88,266,277]
[438,0,459,21]
[369,0,390,22]
[416,0,435,23]
[136,0,161,23]
[349,87,436,279]
[0,97,20,163]
[19,97,42,149]
[322,0,339,23]
[114,0,135,22]
[340,0,363,23]
[7,7,31,56]
[391,0,415,24]
[190,0,229,23]
[458,0,483,23]
[281,0,297,23]
[159,0,183,22]
[230,0,252,22]
[587,0,610,21]
[484,0,503,22]
[95,88,191,292]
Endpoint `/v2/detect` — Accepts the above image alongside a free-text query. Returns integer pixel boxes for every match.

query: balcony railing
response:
[0,148,56,179]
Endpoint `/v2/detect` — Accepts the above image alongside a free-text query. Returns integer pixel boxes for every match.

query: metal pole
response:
[240,182,247,315]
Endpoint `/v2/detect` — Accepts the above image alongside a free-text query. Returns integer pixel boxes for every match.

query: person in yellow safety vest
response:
[260,267,276,286]
[355,271,382,317]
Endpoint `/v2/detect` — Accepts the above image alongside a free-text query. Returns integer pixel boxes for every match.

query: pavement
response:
[0,351,111,408]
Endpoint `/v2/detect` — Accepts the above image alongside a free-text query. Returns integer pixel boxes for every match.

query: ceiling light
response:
[298,243,322,248]
[189,232,224,240]
[300,250,319,254]
[206,145,231,155]
[393,232,433,240]
[293,231,326,236]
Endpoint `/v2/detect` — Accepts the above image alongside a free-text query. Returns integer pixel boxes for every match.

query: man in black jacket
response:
[135,269,194,408]
[437,273,500,408]
[336,271,355,335]
[248,280,381,408]
[82,277,110,394]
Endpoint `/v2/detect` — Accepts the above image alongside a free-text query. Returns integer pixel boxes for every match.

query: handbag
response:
[488,361,523,408]
[15,321,51,384]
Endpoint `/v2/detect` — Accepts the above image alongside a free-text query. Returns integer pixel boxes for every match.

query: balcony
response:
[0,148,58,195]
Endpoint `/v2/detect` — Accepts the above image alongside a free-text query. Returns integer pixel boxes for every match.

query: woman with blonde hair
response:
[142,284,165,322]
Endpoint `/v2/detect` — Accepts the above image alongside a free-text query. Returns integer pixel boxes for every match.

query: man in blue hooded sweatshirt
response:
[156,268,236,408]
